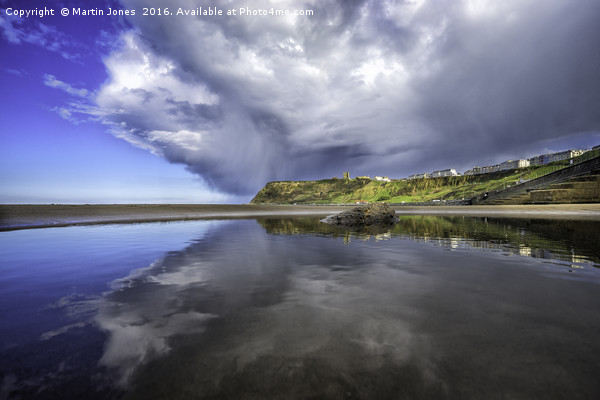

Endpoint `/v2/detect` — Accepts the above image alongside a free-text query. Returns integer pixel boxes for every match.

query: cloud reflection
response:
[93,220,293,385]
[97,308,214,386]
[25,216,600,398]
[91,219,441,396]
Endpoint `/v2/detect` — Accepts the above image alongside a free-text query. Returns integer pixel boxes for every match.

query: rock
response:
[321,203,398,227]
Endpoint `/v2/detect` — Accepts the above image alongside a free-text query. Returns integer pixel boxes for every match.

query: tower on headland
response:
[343,172,350,180]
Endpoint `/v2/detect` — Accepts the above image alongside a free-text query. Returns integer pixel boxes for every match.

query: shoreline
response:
[2,203,600,231]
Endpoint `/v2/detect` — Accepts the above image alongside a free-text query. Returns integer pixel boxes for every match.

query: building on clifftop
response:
[431,169,460,177]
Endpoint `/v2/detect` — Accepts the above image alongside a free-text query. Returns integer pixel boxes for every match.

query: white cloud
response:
[49,0,600,195]
[0,12,21,43]
[0,13,79,60]
[98,33,219,106]
[3,67,27,76]
[43,74,89,97]
[85,0,430,193]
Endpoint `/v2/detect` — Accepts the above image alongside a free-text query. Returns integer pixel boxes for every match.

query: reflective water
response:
[1,216,599,399]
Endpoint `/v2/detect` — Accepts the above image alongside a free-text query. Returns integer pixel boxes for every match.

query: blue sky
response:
[0,0,235,203]
[1,0,599,204]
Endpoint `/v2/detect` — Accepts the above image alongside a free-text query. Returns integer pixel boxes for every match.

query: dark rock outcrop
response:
[321,203,398,227]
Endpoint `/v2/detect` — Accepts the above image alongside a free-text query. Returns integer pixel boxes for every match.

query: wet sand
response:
[1,203,600,231]
[0,204,355,231]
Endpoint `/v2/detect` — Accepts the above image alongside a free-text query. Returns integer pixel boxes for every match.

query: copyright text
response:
[3,6,315,18]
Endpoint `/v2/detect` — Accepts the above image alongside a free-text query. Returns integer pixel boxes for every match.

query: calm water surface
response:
[1,216,599,399]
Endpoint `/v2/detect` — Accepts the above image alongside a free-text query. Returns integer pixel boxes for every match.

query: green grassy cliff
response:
[250,165,565,204]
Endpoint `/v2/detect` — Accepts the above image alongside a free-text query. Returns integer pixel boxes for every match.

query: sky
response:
[1,0,599,204]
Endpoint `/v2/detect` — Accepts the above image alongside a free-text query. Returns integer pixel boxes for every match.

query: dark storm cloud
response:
[413,0,600,162]
[86,0,600,195]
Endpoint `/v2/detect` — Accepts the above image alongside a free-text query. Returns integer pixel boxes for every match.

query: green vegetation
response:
[251,151,600,204]
[255,216,600,266]
[573,147,600,164]
[252,169,531,204]
[524,148,600,180]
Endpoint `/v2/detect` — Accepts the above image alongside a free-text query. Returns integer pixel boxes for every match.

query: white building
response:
[529,149,585,166]
[431,169,460,178]
[465,159,529,175]
[547,150,584,163]
[407,173,430,180]
[498,159,530,171]
[464,167,482,176]
[374,176,391,182]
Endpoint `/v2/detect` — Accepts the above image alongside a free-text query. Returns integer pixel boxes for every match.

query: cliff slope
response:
[250,166,563,204]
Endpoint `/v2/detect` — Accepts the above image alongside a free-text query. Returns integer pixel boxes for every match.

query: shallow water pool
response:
[1,216,599,399]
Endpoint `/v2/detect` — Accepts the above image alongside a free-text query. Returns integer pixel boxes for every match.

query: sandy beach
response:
[0,204,354,231]
[1,203,600,231]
